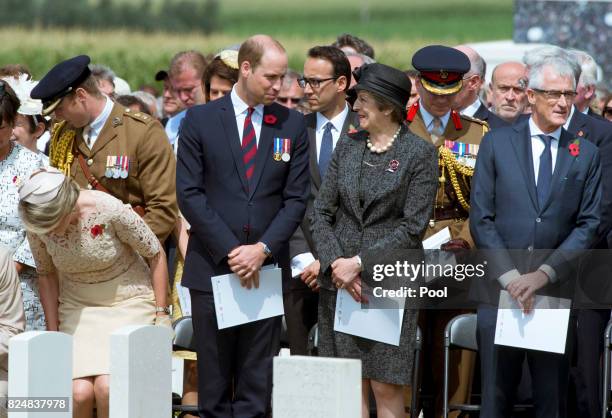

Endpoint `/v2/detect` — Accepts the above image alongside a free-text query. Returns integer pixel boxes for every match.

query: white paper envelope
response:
[494,290,571,354]
[422,227,451,250]
[212,267,284,329]
[333,287,405,346]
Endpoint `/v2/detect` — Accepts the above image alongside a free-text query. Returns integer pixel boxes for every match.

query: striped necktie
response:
[242,107,257,182]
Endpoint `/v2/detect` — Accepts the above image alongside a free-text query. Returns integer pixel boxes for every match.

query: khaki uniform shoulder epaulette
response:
[460,114,490,135]
[123,108,154,124]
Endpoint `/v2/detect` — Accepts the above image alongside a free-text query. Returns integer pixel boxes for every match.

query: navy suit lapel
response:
[542,129,574,211]
[511,123,538,209]
[219,96,249,194]
[248,105,274,198]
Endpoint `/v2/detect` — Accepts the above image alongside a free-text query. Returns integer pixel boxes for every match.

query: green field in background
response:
[1,0,513,91]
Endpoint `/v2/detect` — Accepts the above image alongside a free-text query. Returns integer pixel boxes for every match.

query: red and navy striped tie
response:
[242,107,257,182]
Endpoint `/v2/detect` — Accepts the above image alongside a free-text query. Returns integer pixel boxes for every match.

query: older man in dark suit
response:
[470,56,602,418]
[284,45,358,355]
[176,35,310,418]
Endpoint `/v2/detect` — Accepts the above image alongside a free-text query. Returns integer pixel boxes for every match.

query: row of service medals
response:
[105,155,129,179]
[273,138,291,162]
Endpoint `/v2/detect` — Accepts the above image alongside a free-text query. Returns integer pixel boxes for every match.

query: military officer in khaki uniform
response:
[31,55,178,243]
[408,46,488,418]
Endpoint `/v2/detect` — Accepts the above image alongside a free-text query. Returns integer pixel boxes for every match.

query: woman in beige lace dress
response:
[18,168,170,418]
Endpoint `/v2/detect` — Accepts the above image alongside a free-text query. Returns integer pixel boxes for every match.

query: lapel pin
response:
[387,159,400,173]
[577,130,584,137]
[112,117,121,127]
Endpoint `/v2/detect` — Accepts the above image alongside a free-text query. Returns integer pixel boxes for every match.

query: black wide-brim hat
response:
[30,55,92,116]
[349,63,412,110]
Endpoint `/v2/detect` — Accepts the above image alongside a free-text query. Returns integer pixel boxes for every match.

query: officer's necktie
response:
[319,122,334,178]
[430,117,443,139]
[83,126,92,147]
[536,134,553,208]
[242,107,257,182]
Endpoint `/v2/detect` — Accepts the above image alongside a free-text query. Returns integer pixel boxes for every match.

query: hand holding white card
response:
[494,290,571,354]
[212,267,284,329]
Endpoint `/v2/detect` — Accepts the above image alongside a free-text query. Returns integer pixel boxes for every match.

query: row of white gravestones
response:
[8,325,172,418]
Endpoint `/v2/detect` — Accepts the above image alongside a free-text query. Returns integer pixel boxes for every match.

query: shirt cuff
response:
[538,264,556,283]
[291,252,316,278]
[498,268,521,288]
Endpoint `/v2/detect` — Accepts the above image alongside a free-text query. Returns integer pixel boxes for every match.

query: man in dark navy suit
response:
[470,56,602,418]
[176,34,310,418]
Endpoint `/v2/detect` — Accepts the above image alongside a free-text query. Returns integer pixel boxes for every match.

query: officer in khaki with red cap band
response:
[31,55,178,243]
[407,45,488,418]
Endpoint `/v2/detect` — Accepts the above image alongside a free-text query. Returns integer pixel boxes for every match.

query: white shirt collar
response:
[529,116,562,141]
[461,98,482,118]
[231,85,264,118]
[89,96,114,136]
[419,99,451,132]
[316,104,350,133]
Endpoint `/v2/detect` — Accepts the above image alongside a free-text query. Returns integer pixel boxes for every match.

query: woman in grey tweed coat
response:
[312,63,438,417]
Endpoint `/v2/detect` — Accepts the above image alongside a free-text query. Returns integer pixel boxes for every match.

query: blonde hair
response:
[19,177,80,235]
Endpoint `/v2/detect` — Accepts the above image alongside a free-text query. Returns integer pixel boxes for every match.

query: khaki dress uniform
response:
[407,101,488,417]
[49,103,178,243]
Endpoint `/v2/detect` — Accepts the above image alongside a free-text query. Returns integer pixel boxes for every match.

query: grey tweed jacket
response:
[311,124,438,290]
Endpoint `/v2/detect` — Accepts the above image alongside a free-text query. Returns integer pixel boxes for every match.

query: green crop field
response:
[1,0,513,91]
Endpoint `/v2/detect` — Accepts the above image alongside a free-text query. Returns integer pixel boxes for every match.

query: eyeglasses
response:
[297,77,337,89]
[602,107,612,116]
[277,96,302,105]
[532,88,577,102]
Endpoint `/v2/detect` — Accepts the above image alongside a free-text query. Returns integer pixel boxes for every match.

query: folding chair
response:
[443,314,479,418]
[602,320,612,418]
[409,325,423,417]
[172,316,199,418]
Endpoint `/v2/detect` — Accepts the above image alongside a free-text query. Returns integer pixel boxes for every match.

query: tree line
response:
[0,0,219,33]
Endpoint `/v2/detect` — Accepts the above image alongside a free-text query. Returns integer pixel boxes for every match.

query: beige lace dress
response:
[28,191,159,379]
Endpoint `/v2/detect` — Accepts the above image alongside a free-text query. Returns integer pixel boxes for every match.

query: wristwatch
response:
[155,306,171,315]
[261,242,272,258]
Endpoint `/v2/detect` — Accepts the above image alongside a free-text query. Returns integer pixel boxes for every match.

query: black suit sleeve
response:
[176,110,241,264]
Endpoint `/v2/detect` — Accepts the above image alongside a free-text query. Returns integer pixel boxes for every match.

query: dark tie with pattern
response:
[242,107,257,182]
[319,122,333,178]
[537,134,553,208]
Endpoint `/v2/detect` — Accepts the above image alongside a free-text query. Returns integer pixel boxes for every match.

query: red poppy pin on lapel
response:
[569,139,580,157]
[264,114,277,125]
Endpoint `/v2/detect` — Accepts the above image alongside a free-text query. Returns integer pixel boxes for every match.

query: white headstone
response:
[109,325,172,418]
[273,356,361,418]
[8,331,72,418]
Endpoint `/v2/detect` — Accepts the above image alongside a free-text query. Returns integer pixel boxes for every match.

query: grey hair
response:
[89,64,116,83]
[470,52,486,79]
[568,49,598,87]
[523,45,581,85]
[282,69,301,88]
[131,90,160,119]
[344,51,376,65]
[19,177,80,235]
[527,57,577,90]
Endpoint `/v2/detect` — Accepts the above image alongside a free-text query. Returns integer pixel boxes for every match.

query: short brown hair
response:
[0,64,32,79]
[238,36,285,70]
[169,50,209,80]
[0,80,21,127]
[76,75,103,98]
[203,58,239,99]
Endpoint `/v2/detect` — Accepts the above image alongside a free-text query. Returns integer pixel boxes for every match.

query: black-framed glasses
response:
[297,77,337,89]
[532,88,577,102]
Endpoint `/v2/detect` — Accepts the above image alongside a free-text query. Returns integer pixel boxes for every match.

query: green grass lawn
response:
[1,0,513,90]
[217,0,512,42]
